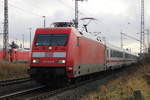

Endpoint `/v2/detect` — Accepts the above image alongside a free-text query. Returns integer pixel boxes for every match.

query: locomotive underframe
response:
[28,67,68,84]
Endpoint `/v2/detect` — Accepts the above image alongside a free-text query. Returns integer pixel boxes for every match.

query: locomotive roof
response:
[106,43,138,56]
[36,27,106,45]
[36,27,76,34]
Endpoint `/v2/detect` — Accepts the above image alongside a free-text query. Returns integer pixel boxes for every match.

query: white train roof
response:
[106,43,138,56]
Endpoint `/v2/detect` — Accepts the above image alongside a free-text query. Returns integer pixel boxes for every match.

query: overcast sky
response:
[0,0,150,53]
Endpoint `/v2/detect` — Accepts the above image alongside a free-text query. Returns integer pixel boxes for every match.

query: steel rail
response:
[26,86,71,100]
[0,77,31,87]
[0,85,45,99]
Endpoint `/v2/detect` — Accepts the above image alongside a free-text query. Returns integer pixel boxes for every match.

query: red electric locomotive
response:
[28,22,138,84]
[29,24,106,83]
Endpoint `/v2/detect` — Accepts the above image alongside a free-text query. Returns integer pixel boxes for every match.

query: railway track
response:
[0,72,113,100]
[0,66,132,100]
[0,77,32,87]
[26,72,115,100]
[26,77,108,100]
[0,85,45,100]
[26,67,129,100]
[0,78,99,100]
[0,77,39,99]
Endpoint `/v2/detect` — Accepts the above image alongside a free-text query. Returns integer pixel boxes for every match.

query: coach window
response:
[125,53,127,58]
[110,50,123,58]
[118,51,123,58]
[110,50,114,57]
[125,53,130,58]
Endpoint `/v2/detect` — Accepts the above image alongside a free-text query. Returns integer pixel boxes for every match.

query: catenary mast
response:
[74,0,87,29]
[3,0,9,60]
[140,0,145,53]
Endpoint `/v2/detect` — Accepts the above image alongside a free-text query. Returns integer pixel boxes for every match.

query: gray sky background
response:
[0,0,150,53]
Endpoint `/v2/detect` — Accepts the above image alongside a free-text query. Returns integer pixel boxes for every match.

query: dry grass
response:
[0,62,29,80]
[81,64,150,100]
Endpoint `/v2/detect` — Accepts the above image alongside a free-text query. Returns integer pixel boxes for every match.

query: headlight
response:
[57,60,66,63]
[32,59,40,63]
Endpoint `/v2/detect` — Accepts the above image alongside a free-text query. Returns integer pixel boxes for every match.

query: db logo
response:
[43,60,54,63]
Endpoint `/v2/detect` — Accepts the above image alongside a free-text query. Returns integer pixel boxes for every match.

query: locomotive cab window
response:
[35,34,68,46]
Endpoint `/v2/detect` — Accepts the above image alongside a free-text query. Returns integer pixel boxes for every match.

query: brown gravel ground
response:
[81,63,150,100]
[0,62,29,80]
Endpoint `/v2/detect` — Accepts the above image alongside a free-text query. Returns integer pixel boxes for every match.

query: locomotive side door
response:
[105,46,110,70]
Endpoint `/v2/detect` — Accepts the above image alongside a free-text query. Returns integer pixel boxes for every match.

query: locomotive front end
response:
[29,28,70,83]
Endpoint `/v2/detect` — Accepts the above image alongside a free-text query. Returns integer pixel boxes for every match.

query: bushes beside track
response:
[0,62,29,80]
[81,64,150,100]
